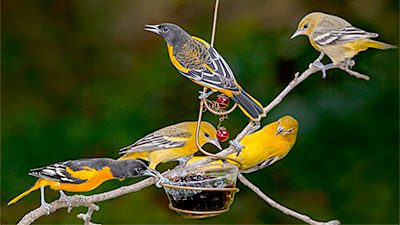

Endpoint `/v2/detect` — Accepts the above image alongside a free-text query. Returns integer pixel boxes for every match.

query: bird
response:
[291,12,397,75]
[144,23,265,121]
[7,158,156,213]
[118,121,221,169]
[226,115,299,173]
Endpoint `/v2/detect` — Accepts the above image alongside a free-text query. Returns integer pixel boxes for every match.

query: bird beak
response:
[290,29,301,39]
[209,138,222,150]
[144,24,160,34]
[275,126,284,136]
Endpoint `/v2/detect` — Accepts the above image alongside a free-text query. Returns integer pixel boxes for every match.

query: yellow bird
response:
[291,12,396,72]
[187,116,298,173]
[225,115,298,173]
[118,121,221,169]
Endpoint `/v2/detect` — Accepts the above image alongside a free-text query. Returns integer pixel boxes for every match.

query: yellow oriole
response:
[8,158,154,212]
[118,121,221,169]
[144,23,265,121]
[291,12,397,65]
[187,116,298,173]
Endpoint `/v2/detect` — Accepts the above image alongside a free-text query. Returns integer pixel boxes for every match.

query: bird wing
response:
[240,156,281,173]
[28,161,98,184]
[176,37,240,92]
[119,126,191,154]
[313,26,378,46]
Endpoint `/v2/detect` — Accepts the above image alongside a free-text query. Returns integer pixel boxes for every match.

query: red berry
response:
[217,127,229,142]
[216,95,229,109]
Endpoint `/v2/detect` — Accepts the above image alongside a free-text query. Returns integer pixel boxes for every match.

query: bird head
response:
[145,23,191,46]
[274,115,299,140]
[196,121,222,150]
[291,12,324,39]
[114,159,154,179]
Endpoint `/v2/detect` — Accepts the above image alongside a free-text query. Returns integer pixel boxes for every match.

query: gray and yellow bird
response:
[118,121,221,169]
[144,23,265,121]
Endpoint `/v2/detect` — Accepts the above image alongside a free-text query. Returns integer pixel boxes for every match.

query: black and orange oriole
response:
[8,158,154,213]
[144,23,265,121]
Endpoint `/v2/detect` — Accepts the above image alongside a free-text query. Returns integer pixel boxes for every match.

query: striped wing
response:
[177,38,240,92]
[314,26,378,46]
[241,156,281,174]
[119,126,191,154]
[29,161,90,184]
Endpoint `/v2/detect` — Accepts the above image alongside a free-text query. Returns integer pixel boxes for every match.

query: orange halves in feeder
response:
[160,162,239,218]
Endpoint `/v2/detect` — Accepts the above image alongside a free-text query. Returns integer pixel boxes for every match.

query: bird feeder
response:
[161,162,239,218]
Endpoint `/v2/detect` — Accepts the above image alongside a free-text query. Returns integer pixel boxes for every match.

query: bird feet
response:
[198,90,214,99]
[229,140,244,156]
[312,60,329,79]
[247,121,261,135]
[59,190,73,213]
[41,201,52,215]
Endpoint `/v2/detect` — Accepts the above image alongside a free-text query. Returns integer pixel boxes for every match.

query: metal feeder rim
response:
[161,183,240,192]
[168,203,231,215]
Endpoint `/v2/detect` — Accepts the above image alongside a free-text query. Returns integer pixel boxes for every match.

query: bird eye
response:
[303,23,309,29]
[161,27,169,32]
[204,132,210,137]
[286,128,293,133]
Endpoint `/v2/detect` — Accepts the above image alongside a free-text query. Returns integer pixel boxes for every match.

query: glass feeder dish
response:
[161,162,239,219]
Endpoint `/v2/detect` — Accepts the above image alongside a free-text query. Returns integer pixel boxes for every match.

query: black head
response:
[112,159,152,178]
[144,23,191,46]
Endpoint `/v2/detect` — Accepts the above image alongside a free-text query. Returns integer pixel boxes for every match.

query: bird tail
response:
[8,179,42,206]
[231,88,265,121]
[365,39,397,50]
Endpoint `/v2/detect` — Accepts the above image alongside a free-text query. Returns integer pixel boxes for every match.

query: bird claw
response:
[59,191,73,213]
[247,121,261,135]
[41,202,52,215]
[155,175,169,188]
[229,140,244,156]
[198,90,214,99]
[312,60,328,78]
[176,155,192,168]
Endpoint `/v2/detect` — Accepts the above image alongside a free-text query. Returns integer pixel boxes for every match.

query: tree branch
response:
[238,174,341,225]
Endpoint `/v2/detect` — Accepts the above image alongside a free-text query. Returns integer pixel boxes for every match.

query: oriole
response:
[291,12,397,65]
[7,158,154,213]
[118,121,221,169]
[144,23,265,121]
[187,116,298,173]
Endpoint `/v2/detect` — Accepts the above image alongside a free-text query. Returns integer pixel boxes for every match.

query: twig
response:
[17,177,157,225]
[238,174,341,225]
[76,203,100,225]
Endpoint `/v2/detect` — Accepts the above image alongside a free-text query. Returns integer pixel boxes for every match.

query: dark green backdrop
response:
[1,0,399,224]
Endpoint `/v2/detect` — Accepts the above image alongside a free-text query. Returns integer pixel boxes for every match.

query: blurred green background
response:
[1,0,398,224]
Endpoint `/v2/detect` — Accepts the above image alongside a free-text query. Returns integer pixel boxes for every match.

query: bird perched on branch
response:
[227,115,298,173]
[8,158,155,213]
[144,23,265,121]
[118,121,221,169]
[291,12,397,75]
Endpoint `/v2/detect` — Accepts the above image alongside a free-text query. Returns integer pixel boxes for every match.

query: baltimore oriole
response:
[291,12,397,74]
[144,23,265,121]
[8,158,154,213]
[118,121,221,169]
[187,116,298,173]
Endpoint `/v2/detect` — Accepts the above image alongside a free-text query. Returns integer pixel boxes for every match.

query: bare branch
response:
[238,174,341,225]
[76,203,100,225]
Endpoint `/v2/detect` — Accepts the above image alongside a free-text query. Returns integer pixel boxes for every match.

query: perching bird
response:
[291,12,396,70]
[7,158,155,213]
[144,23,265,121]
[227,115,298,173]
[118,121,221,169]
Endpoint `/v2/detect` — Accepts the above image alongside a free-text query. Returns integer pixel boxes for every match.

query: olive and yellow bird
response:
[7,158,155,213]
[144,23,265,121]
[189,116,298,173]
[291,12,397,72]
[118,121,221,169]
